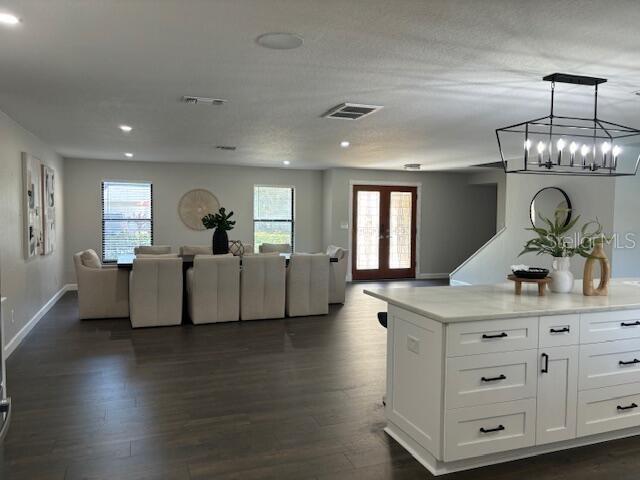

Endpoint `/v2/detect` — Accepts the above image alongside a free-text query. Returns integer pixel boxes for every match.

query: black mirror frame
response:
[529,187,572,228]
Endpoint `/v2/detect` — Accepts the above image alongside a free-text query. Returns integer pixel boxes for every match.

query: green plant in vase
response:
[202,207,236,254]
[519,208,605,293]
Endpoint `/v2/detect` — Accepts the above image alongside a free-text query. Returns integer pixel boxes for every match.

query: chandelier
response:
[496,73,640,176]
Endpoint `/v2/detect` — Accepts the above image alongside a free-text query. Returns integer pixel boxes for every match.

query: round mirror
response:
[530,187,572,228]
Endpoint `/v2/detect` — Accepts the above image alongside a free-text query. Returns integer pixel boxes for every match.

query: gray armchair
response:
[73,250,129,319]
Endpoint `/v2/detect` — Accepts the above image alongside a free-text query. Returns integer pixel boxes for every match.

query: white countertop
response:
[364,279,640,323]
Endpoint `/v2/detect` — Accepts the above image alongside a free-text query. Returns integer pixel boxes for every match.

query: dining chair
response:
[134,245,172,255]
[129,257,182,328]
[259,243,291,254]
[179,245,212,256]
[240,254,286,320]
[73,250,130,319]
[326,245,348,304]
[186,255,240,324]
[286,254,329,317]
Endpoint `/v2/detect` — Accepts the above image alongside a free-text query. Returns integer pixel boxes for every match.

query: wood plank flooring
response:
[2,279,640,479]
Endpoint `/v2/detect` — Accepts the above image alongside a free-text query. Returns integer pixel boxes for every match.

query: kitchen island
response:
[365,279,640,475]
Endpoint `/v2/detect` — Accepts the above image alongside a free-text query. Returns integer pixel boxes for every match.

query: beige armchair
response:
[129,257,183,328]
[327,245,348,304]
[186,255,240,324]
[73,250,129,319]
[240,254,286,320]
[259,243,291,254]
[134,245,172,255]
[286,254,329,317]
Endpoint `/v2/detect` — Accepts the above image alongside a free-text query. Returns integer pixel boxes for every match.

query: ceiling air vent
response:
[404,164,422,171]
[322,103,383,120]
[182,96,228,106]
[215,145,237,151]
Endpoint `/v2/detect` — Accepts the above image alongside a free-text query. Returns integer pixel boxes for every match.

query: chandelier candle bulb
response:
[569,142,578,166]
[601,142,611,168]
[556,138,566,165]
[537,141,546,166]
[581,144,590,169]
[524,139,531,164]
[613,145,622,170]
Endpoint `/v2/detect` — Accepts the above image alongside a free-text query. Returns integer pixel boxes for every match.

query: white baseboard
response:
[66,283,78,291]
[416,273,450,280]
[449,279,471,286]
[4,284,75,358]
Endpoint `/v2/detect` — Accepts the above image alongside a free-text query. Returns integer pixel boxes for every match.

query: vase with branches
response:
[202,207,236,254]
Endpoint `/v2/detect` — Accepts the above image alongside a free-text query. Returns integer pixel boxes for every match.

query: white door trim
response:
[348,180,422,281]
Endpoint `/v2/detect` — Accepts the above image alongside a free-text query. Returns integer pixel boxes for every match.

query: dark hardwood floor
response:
[2,279,640,479]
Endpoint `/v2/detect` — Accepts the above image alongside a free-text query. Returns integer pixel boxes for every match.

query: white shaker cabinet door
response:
[536,345,579,445]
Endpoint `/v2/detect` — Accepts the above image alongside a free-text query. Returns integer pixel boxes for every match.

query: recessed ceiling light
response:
[0,13,20,25]
[340,141,350,148]
[124,152,134,158]
[256,32,303,50]
[283,160,291,166]
[119,125,132,133]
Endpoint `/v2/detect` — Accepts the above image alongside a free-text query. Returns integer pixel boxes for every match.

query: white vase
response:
[550,257,574,293]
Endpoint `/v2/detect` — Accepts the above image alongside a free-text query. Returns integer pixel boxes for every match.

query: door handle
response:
[549,327,570,334]
[481,374,506,382]
[621,321,640,327]
[541,353,549,373]
[479,425,505,434]
[617,403,638,411]
[482,332,508,339]
[618,359,640,366]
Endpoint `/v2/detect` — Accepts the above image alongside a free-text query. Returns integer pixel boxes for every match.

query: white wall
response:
[451,174,616,285]
[323,168,498,275]
[612,174,640,277]
[64,158,324,282]
[0,110,66,352]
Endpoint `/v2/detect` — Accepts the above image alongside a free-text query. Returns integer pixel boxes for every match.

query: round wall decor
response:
[178,189,220,231]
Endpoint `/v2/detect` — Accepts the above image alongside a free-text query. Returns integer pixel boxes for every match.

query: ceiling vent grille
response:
[215,145,237,151]
[182,96,227,106]
[322,103,383,120]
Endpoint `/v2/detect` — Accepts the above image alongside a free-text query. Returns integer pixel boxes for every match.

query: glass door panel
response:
[355,191,380,270]
[389,192,413,269]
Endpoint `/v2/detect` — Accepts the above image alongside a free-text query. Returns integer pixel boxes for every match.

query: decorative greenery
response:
[519,208,606,258]
[202,207,236,232]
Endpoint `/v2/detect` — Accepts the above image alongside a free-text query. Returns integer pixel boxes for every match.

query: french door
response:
[352,185,417,280]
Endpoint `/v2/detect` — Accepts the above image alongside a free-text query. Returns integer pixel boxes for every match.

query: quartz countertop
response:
[364,279,640,323]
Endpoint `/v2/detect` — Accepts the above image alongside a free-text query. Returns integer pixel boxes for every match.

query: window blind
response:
[101,181,153,261]
[253,186,294,252]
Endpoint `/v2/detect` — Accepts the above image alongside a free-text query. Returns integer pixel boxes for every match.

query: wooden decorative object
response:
[583,239,610,296]
[178,189,220,231]
[507,275,552,296]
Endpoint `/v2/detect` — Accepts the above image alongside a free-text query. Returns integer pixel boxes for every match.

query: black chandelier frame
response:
[496,73,640,177]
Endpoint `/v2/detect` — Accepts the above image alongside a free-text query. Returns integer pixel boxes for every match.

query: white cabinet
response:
[539,314,579,347]
[579,338,640,390]
[446,317,538,356]
[445,350,538,409]
[536,345,579,445]
[577,383,640,436]
[580,309,640,344]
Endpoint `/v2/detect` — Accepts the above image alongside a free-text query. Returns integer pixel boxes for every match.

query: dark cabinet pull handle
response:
[619,359,640,366]
[617,403,638,411]
[541,353,549,373]
[621,321,640,327]
[482,332,508,339]
[481,374,506,382]
[549,327,570,333]
[480,425,505,434]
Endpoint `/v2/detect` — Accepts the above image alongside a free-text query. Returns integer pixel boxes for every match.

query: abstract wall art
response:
[22,153,42,260]
[41,164,56,255]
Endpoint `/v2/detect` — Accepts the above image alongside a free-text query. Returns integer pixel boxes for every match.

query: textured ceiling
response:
[0,0,639,170]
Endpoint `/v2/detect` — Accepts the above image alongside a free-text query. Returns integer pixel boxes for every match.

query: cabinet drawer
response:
[445,350,538,409]
[580,310,640,344]
[579,338,640,390]
[539,314,579,347]
[446,317,538,356]
[577,383,640,437]
[444,398,536,461]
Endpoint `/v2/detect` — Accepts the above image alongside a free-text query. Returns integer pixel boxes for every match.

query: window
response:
[253,185,294,252]
[101,181,153,261]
